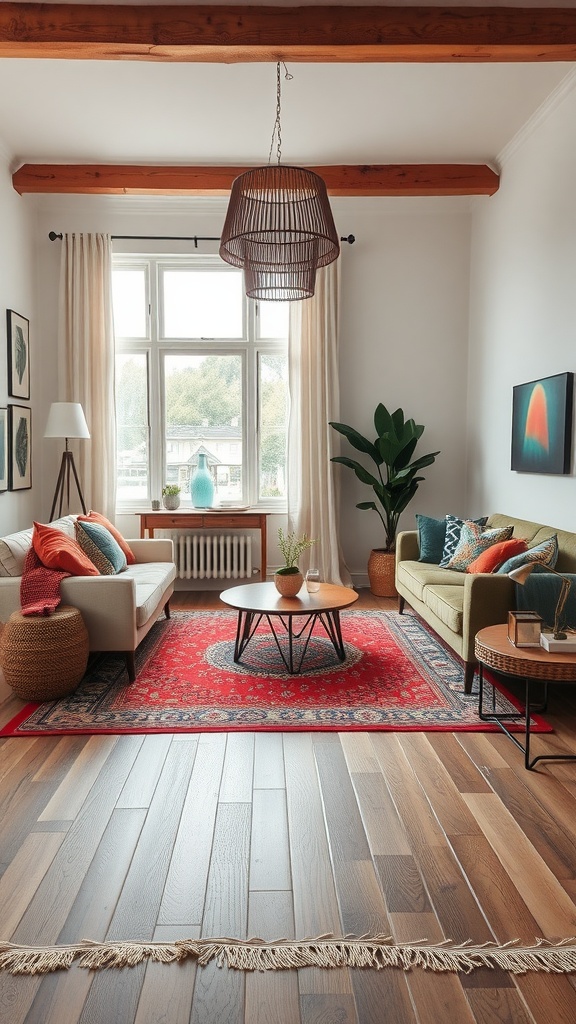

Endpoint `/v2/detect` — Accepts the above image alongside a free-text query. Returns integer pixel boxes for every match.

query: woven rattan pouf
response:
[0,605,89,700]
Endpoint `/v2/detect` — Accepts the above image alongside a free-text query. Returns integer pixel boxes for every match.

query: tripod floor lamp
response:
[44,402,90,522]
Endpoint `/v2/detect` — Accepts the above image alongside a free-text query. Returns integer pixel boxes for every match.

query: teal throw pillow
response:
[496,535,558,575]
[445,522,514,572]
[416,514,446,564]
[74,520,127,575]
[439,514,488,567]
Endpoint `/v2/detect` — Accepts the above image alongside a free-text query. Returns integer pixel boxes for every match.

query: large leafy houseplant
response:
[330,404,440,554]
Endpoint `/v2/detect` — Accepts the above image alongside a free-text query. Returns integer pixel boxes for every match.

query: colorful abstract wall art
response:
[511,372,573,474]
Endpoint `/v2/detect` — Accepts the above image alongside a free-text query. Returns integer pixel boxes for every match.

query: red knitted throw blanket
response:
[20,547,71,616]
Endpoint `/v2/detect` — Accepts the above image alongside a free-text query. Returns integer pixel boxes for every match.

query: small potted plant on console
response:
[162,484,181,511]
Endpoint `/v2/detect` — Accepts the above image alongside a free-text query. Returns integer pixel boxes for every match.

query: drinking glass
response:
[305,568,321,593]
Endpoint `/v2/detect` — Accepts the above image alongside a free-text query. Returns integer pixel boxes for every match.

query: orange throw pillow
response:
[466,538,528,574]
[32,521,99,576]
[78,510,136,565]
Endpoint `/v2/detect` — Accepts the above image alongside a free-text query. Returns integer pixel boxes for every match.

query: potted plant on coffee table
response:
[330,404,440,596]
[274,528,315,597]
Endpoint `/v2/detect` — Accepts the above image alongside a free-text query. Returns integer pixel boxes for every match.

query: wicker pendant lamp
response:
[219,64,340,301]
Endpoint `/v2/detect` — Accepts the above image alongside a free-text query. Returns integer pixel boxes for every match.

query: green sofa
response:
[395,513,576,693]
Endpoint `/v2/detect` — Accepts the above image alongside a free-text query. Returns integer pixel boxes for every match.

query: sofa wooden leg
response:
[464,662,476,695]
[398,596,405,614]
[126,652,136,683]
[164,599,171,619]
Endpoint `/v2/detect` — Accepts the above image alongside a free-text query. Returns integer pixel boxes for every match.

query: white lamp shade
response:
[44,402,90,439]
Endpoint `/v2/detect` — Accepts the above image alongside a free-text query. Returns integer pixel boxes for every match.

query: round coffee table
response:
[220,582,358,674]
[475,623,576,770]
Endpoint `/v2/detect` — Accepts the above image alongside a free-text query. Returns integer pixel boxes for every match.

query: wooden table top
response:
[475,623,576,682]
[220,582,359,615]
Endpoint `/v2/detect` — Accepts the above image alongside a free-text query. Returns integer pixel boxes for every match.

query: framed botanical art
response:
[511,371,574,474]
[0,408,7,491]
[8,404,31,490]
[7,309,30,400]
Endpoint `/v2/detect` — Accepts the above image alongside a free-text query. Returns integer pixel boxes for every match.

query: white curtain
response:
[58,233,116,519]
[287,262,352,587]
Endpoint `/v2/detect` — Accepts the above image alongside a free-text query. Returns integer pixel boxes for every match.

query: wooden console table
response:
[137,510,269,582]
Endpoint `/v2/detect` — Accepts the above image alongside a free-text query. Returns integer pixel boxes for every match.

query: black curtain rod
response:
[48,231,355,245]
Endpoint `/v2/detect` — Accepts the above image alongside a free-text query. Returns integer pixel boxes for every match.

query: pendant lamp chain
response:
[268,62,293,167]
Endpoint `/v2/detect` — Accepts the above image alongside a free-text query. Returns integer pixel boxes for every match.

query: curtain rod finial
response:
[48,231,62,241]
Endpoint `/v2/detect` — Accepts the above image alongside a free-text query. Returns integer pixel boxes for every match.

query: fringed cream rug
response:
[1,936,576,976]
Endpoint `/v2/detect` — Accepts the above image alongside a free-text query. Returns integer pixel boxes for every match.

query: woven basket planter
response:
[0,605,89,701]
[367,549,397,598]
[274,571,304,597]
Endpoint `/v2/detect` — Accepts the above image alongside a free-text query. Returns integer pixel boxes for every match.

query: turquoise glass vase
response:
[190,453,214,508]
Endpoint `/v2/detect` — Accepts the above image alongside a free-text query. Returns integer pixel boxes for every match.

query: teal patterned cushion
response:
[439,514,488,567]
[445,522,514,572]
[496,535,558,575]
[74,520,127,575]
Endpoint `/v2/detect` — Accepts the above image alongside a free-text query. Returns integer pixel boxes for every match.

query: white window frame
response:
[113,252,288,511]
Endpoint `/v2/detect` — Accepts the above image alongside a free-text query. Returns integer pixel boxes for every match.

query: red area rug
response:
[0,610,551,736]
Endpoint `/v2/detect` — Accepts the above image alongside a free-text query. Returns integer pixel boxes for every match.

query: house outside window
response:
[112,254,289,509]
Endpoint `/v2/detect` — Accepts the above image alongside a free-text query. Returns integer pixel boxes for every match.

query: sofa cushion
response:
[0,516,77,577]
[466,538,528,574]
[78,510,136,565]
[496,535,558,575]
[423,585,464,634]
[445,523,514,572]
[75,520,127,575]
[416,514,446,564]
[126,562,177,627]
[396,560,465,602]
[439,515,488,567]
[33,521,99,576]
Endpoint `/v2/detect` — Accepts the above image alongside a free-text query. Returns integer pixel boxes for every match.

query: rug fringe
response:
[1,936,576,976]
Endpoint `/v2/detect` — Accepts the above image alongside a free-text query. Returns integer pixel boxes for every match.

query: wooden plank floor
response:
[1,589,576,1023]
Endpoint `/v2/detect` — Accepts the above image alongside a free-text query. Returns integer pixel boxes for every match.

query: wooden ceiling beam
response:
[12,163,499,197]
[0,4,575,63]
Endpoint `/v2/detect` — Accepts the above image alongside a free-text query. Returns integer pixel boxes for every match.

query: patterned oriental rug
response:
[0,610,551,737]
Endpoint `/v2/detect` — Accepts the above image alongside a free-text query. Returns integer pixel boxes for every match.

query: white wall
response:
[26,192,474,580]
[336,197,472,579]
[0,150,36,536]
[468,76,576,531]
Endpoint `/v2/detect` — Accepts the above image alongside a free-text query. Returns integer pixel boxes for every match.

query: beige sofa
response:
[0,517,176,682]
[395,513,576,693]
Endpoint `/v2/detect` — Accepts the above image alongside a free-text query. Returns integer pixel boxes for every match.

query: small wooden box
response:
[508,610,543,648]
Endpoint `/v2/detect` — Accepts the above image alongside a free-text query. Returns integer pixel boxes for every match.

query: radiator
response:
[169,532,253,580]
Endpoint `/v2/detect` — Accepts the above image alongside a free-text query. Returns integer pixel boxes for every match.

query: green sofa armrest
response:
[396,530,419,564]
[461,573,515,661]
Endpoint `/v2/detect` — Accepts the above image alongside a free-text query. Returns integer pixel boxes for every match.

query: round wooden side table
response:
[0,605,89,701]
[475,623,576,770]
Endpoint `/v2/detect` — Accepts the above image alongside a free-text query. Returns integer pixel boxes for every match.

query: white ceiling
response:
[0,59,572,170]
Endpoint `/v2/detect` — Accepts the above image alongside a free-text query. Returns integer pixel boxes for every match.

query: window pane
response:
[258,300,290,339]
[112,269,147,338]
[259,352,288,500]
[162,270,243,339]
[116,353,149,500]
[164,354,243,503]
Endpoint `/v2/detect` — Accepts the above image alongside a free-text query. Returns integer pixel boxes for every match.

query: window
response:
[112,255,289,508]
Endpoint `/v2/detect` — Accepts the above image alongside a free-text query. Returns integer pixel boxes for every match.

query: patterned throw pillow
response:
[445,522,514,572]
[439,515,488,567]
[77,510,136,565]
[496,535,559,575]
[75,520,127,575]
